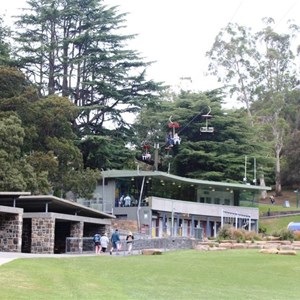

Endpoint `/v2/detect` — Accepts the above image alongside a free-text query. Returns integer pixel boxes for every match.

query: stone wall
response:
[195,240,300,251]
[69,221,84,253]
[118,237,197,252]
[31,217,55,254]
[0,213,22,252]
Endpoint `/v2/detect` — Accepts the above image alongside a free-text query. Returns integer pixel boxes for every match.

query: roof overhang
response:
[0,192,31,199]
[0,195,115,219]
[101,169,271,192]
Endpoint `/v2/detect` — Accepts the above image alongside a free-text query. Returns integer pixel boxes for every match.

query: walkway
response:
[0,250,138,266]
[0,252,97,267]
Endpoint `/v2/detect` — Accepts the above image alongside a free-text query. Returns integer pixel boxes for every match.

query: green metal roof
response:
[101,169,271,192]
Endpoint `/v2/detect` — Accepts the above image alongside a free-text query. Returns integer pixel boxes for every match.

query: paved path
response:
[0,252,97,267]
[0,250,137,266]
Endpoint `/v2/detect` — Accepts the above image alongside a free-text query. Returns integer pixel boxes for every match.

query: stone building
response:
[0,192,114,254]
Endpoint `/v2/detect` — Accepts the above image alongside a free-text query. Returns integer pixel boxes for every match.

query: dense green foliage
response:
[1,251,300,299]
[134,90,273,184]
[1,3,300,196]
[0,1,163,194]
[14,0,164,134]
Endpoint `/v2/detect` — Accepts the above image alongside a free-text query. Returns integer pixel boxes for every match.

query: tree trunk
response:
[275,148,282,196]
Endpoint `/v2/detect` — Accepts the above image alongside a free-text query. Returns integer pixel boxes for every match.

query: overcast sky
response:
[2,0,300,98]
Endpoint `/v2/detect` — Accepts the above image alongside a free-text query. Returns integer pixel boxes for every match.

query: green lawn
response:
[259,215,300,233]
[259,204,300,215]
[1,250,300,299]
[258,203,300,233]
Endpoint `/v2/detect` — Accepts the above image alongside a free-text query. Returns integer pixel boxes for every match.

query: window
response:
[214,198,220,205]
[206,197,211,204]
[224,199,230,205]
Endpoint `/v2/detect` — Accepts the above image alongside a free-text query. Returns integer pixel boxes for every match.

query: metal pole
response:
[102,174,106,213]
[244,155,247,182]
[137,176,146,233]
[297,190,299,208]
[154,143,159,171]
[171,200,174,237]
[253,157,257,185]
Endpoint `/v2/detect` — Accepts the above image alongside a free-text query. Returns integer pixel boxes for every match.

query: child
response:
[126,231,134,255]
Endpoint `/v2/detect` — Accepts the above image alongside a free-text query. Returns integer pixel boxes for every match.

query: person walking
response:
[100,232,110,253]
[126,231,134,255]
[93,233,101,254]
[110,229,120,255]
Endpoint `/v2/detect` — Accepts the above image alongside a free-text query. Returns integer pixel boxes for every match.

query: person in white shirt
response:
[124,195,131,207]
[126,232,134,255]
[100,232,110,253]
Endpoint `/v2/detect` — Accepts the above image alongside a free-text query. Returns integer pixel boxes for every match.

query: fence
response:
[65,236,199,255]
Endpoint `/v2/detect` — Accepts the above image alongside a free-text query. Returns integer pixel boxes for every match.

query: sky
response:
[2,0,300,105]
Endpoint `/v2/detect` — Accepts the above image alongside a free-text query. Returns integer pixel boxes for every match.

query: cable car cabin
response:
[287,222,300,231]
[200,126,214,133]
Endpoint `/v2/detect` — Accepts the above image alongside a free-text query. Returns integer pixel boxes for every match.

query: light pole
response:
[294,189,299,208]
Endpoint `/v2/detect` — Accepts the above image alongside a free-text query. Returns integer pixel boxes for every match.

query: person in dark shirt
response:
[110,229,120,255]
[93,233,101,254]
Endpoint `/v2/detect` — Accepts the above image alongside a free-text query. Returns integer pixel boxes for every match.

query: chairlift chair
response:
[200,106,214,133]
[142,144,151,160]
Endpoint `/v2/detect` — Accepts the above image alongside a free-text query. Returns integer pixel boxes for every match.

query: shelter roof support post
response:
[221,209,224,228]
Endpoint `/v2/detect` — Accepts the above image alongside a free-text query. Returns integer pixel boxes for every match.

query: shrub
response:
[272,229,294,241]
[245,230,262,241]
[218,225,233,239]
[293,231,300,241]
[259,226,267,234]
[217,225,261,241]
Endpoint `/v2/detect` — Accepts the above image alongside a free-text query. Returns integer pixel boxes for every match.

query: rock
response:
[277,250,297,255]
[142,249,162,255]
[218,243,232,249]
[195,245,210,251]
[209,247,227,251]
[259,249,278,254]
[232,243,247,249]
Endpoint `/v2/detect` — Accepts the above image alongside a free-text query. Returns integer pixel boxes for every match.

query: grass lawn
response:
[259,204,300,215]
[1,250,300,300]
[258,203,300,234]
[259,215,300,234]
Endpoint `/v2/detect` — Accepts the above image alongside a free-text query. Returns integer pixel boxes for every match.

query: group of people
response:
[166,131,181,148]
[115,195,149,207]
[117,195,138,207]
[93,232,110,254]
[93,229,134,255]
